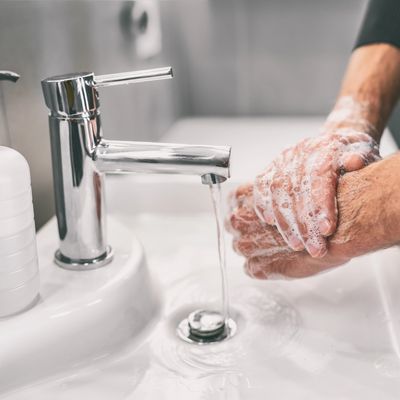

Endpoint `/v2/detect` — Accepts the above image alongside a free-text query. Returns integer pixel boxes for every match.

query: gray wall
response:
[0,0,368,228]
[174,0,366,116]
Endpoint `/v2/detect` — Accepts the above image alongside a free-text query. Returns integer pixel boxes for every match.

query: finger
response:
[340,153,367,172]
[233,230,288,258]
[309,170,338,237]
[253,185,274,224]
[233,238,263,258]
[225,214,237,235]
[226,184,256,235]
[245,254,297,279]
[227,191,238,214]
[302,223,328,258]
[364,149,381,164]
[235,183,253,200]
[295,202,328,258]
[270,173,304,251]
[227,200,264,236]
[244,258,269,279]
[295,162,329,257]
[254,168,275,225]
[246,251,334,280]
[229,183,253,211]
[340,133,380,169]
[369,152,382,163]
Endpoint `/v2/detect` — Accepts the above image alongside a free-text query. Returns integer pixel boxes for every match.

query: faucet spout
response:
[96,140,231,182]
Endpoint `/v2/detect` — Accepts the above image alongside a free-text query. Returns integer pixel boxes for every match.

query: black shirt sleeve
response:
[355,0,400,49]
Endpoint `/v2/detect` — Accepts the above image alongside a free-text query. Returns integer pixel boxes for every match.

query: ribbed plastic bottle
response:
[0,146,39,317]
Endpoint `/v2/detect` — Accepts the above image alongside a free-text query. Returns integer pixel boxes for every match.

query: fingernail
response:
[246,259,269,280]
[288,236,304,251]
[306,242,327,258]
[318,217,332,236]
[263,211,275,225]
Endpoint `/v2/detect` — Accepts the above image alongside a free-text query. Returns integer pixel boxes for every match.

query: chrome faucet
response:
[41,67,231,270]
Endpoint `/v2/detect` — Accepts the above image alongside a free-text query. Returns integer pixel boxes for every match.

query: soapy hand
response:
[253,127,380,258]
[227,183,351,279]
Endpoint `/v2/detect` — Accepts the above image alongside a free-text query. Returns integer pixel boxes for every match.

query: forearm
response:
[330,151,400,257]
[324,44,400,142]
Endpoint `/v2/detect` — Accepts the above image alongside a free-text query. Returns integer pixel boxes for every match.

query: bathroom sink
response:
[2,117,400,399]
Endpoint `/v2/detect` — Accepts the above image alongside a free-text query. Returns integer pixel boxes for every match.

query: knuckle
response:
[224,214,236,234]
[229,213,240,232]
[247,257,268,279]
[232,239,241,255]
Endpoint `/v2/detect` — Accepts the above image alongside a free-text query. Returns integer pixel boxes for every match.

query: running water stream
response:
[209,181,230,321]
[177,180,237,344]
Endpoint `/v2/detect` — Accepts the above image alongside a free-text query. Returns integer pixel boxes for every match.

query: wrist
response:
[333,44,400,141]
[322,96,380,141]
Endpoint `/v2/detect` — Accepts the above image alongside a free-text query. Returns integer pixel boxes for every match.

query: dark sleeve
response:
[355,0,400,49]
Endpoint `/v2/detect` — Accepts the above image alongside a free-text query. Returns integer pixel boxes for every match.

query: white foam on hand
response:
[253,98,380,258]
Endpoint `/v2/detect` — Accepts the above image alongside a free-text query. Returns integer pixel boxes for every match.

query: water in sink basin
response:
[158,281,300,378]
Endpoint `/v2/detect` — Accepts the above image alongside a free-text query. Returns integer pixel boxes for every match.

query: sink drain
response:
[177,309,237,344]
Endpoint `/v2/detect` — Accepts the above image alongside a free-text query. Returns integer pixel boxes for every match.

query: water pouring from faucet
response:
[177,173,237,344]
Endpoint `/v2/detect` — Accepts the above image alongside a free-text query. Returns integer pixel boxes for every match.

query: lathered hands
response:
[227,153,400,279]
[253,126,380,259]
[227,183,350,279]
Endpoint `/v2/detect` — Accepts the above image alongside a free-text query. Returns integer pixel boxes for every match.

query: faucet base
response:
[54,247,114,270]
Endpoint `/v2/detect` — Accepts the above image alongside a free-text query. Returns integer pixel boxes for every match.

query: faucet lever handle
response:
[93,66,173,88]
[41,66,173,116]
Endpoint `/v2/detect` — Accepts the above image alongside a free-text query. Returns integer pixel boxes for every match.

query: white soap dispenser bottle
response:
[0,71,39,316]
[0,147,40,317]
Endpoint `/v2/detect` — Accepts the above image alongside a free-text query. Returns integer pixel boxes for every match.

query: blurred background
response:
[1,0,394,228]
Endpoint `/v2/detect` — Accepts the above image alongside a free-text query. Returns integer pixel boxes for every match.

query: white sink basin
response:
[2,117,400,399]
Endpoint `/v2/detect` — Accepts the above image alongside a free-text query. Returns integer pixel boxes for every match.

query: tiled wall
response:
[0,0,368,227]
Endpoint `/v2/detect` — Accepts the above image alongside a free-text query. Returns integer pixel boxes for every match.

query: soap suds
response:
[253,100,380,258]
